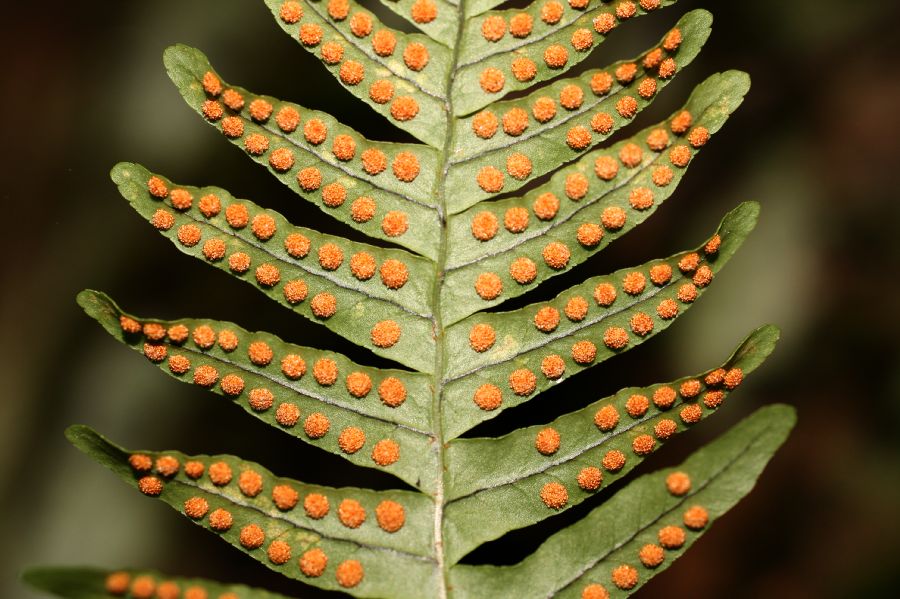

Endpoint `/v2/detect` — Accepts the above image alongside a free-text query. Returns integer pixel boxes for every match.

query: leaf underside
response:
[23,566,291,599]
[38,0,795,597]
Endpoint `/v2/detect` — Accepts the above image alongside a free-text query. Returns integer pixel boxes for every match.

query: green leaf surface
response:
[36,2,789,598]
[111,162,436,373]
[448,403,796,597]
[77,290,440,493]
[441,325,779,564]
[441,201,760,439]
[442,69,749,314]
[66,426,439,598]
[451,0,678,116]
[262,0,453,146]
[457,0,676,67]
[164,44,443,255]
[446,10,711,212]
[371,0,460,48]
[23,567,291,599]
[461,0,504,20]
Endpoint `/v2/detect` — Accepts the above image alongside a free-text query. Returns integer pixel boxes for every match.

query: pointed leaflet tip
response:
[729,324,781,376]
[21,566,107,596]
[719,200,760,254]
[441,324,785,562]
[448,403,797,596]
[109,161,137,186]
[64,425,134,484]
[75,290,126,339]
[63,423,91,446]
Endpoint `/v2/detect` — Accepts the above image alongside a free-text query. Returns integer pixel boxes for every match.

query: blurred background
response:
[2,0,899,597]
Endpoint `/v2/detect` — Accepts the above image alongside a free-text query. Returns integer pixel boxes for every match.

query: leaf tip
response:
[721,201,760,237]
[163,45,210,96]
[722,69,752,97]
[64,424,96,449]
[76,288,114,316]
[730,324,781,375]
[682,8,713,32]
[162,43,198,67]
[110,161,138,185]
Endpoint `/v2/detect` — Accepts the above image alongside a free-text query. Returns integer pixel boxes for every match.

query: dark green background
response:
[2,1,898,597]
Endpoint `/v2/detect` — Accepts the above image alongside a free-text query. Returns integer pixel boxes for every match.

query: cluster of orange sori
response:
[125,455,409,588]
[469,247,722,406]
[197,73,416,237]
[120,314,410,464]
[276,0,431,124]
[472,21,681,170]
[472,211,716,321]
[145,177,411,348]
[477,1,668,99]
[468,105,708,254]
[535,363,743,510]
[581,485,709,594]
[127,314,409,408]
[103,571,241,598]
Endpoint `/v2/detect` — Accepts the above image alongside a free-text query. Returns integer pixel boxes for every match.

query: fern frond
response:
[449,404,796,597]
[442,71,750,321]
[165,45,443,255]
[441,201,758,438]
[459,0,674,64]
[112,163,437,371]
[66,427,439,597]
[372,0,459,47]
[452,0,680,116]
[263,0,454,144]
[442,325,779,562]
[78,290,439,490]
[24,567,290,599]
[445,10,711,209]
[37,1,794,597]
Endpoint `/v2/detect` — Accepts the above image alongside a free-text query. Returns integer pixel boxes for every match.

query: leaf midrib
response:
[429,1,471,596]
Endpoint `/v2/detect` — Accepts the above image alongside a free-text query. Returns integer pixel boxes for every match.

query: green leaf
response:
[461,0,504,20]
[261,0,453,146]
[370,0,460,47]
[446,10,711,212]
[163,44,443,254]
[442,69,750,317]
[458,1,678,67]
[23,566,291,599]
[66,426,439,598]
[77,290,440,492]
[448,403,796,597]
[440,201,760,439]
[446,69,748,269]
[451,0,679,116]
[111,162,437,373]
[37,2,790,598]
[441,325,779,564]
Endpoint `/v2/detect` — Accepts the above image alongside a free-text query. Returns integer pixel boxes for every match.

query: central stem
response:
[429,3,467,597]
